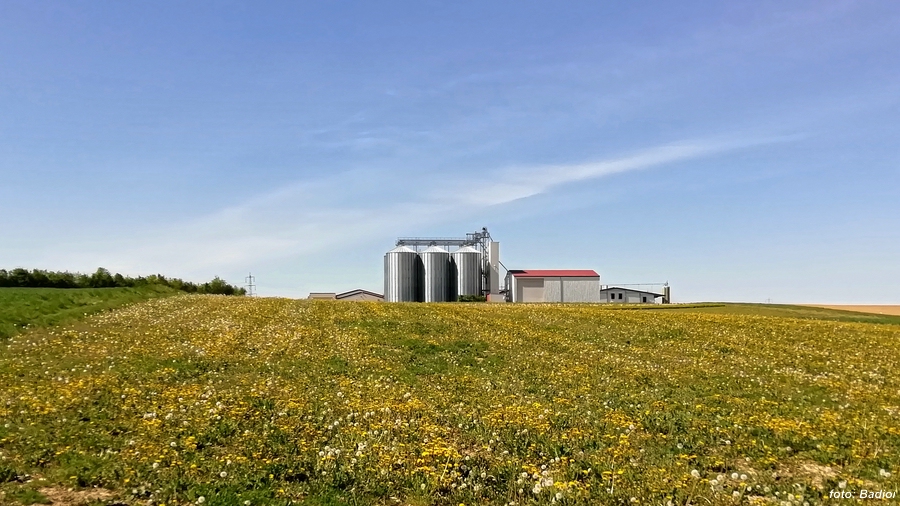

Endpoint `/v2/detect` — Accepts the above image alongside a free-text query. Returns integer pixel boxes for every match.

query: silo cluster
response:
[384,245,483,302]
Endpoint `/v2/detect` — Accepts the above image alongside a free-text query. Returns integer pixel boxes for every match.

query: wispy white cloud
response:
[32,135,785,278]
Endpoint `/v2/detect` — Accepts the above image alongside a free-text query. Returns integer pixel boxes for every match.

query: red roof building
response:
[509,269,599,278]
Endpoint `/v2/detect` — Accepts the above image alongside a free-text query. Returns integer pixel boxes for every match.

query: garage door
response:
[517,278,545,302]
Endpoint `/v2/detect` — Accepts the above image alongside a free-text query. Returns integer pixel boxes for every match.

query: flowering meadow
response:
[1,296,898,505]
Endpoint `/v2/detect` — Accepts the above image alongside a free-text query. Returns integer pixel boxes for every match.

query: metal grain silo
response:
[420,245,450,302]
[450,246,482,300]
[384,245,420,302]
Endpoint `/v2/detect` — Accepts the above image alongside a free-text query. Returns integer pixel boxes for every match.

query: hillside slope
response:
[0,285,178,339]
[1,297,898,505]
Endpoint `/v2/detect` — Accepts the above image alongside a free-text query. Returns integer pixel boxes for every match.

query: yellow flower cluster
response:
[0,296,897,505]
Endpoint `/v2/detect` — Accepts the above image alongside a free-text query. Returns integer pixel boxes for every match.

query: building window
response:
[618,293,623,300]
[642,296,647,303]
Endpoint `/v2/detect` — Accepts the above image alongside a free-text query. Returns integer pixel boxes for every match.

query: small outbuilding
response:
[508,269,601,303]
[599,287,663,304]
[307,290,384,301]
[335,289,384,302]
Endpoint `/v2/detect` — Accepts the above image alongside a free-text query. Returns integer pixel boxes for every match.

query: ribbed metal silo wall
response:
[420,246,450,302]
[450,246,482,301]
[384,246,420,302]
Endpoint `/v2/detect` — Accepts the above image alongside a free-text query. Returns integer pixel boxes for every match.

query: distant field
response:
[1,297,898,505]
[0,286,179,339]
[801,305,900,317]
[622,302,900,325]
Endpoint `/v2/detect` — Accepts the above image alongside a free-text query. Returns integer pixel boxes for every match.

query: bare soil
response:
[38,487,115,506]
[803,305,900,316]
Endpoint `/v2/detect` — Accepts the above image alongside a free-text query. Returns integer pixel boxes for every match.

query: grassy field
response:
[0,286,179,340]
[1,298,898,505]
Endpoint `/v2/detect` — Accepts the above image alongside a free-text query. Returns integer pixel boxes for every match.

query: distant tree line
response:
[0,267,246,295]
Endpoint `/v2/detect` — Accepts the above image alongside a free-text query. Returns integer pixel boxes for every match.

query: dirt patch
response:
[38,487,116,506]
[772,461,840,490]
[803,305,900,316]
[734,458,838,490]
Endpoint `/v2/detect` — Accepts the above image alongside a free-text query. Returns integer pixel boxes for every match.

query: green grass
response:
[0,285,179,340]
[605,302,900,325]
[1,296,898,504]
[2,296,898,504]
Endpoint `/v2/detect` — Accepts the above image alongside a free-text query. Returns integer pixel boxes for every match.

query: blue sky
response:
[2,0,898,303]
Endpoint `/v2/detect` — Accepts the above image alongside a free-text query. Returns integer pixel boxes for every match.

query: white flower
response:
[879,469,891,478]
[169,442,177,447]
[220,471,227,478]
[152,462,159,469]
[420,483,426,490]
[731,472,739,480]
[691,469,701,478]
[532,483,542,494]
[555,492,563,500]
[196,497,205,504]
[838,480,847,489]
[740,474,748,481]
[733,491,740,497]
[244,502,251,506]
[710,479,718,486]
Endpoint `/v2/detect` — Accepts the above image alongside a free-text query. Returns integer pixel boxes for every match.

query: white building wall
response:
[543,278,562,302]
[599,288,659,303]
[561,278,601,302]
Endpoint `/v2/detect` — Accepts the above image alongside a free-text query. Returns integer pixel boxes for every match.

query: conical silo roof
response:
[387,245,417,254]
